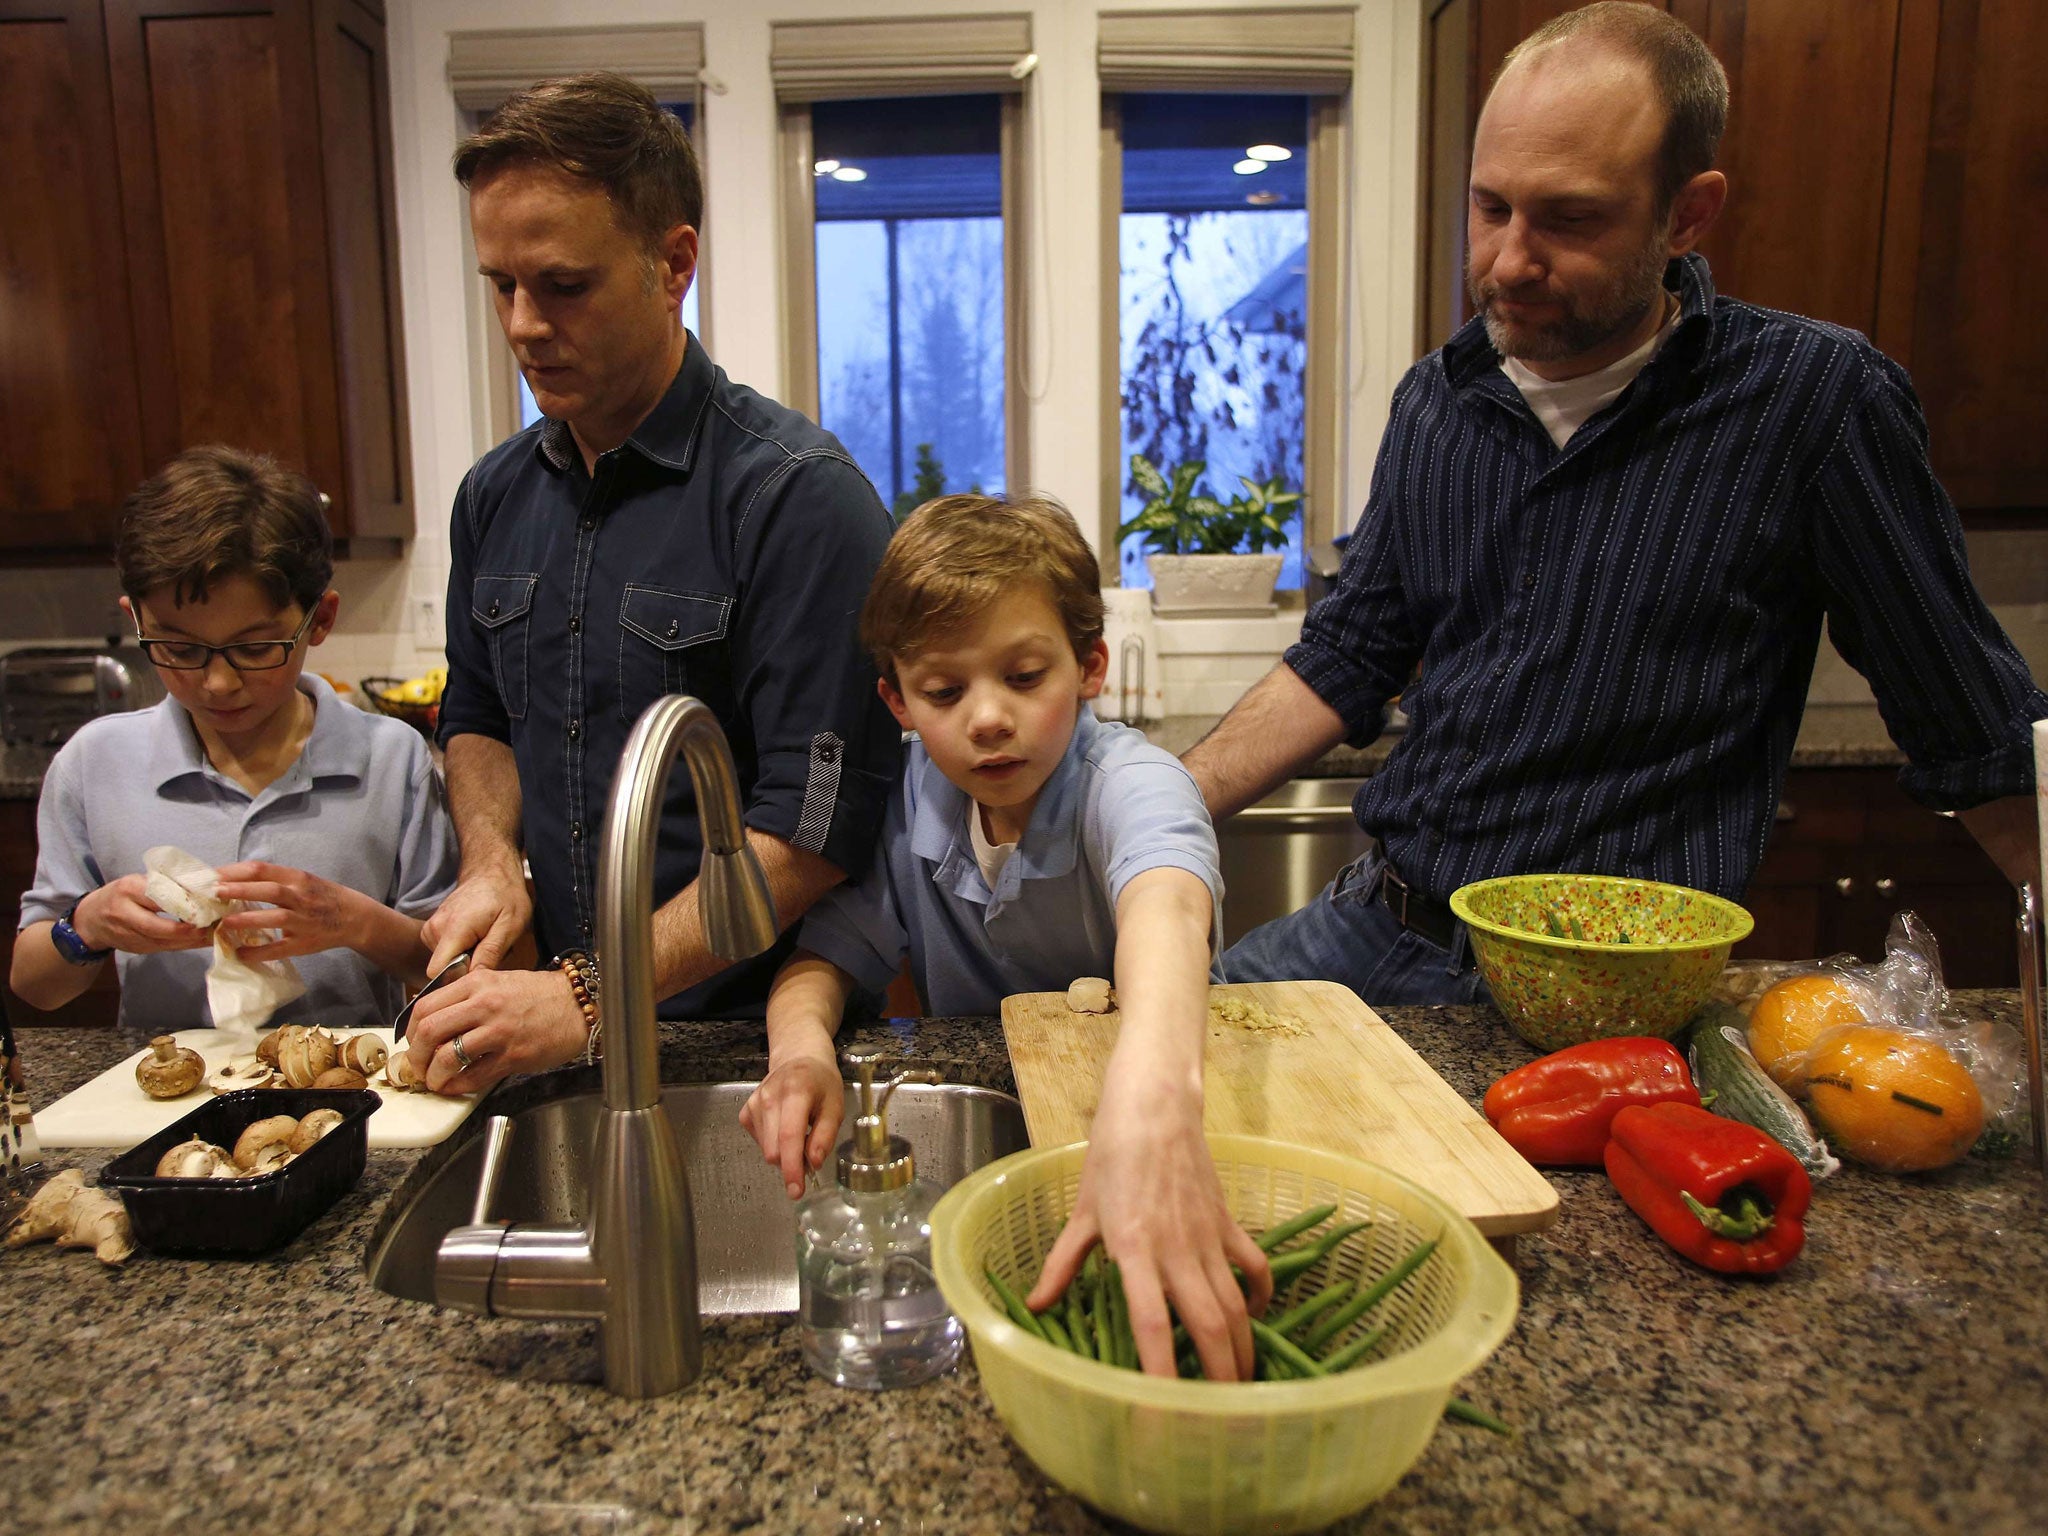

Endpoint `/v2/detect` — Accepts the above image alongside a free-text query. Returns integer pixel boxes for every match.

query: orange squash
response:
[1803,1024,1984,1172]
[1746,974,1867,1089]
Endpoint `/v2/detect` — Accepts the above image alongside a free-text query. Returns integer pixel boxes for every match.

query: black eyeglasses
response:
[133,606,319,671]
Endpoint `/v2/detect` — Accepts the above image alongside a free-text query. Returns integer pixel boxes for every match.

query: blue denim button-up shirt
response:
[1290,255,2047,905]
[441,337,900,1016]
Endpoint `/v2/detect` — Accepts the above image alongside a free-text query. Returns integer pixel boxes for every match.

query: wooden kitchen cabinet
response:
[0,0,410,556]
[1422,0,2048,515]
[1735,767,2017,987]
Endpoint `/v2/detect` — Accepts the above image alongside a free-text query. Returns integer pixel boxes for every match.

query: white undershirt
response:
[968,804,1017,890]
[1501,297,1680,448]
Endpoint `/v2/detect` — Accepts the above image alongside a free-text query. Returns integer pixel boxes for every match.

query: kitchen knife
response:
[392,951,470,1042]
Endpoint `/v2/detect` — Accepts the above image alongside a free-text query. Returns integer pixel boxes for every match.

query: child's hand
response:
[1027,1075,1271,1382]
[212,861,369,960]
[739,1047,846,1199]
[72,875,212,955]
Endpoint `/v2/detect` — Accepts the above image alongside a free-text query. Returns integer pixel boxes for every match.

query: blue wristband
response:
[50,901,112,965]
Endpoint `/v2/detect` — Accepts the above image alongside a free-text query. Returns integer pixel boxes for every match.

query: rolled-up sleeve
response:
[730,452,901,874]
[1810,361,2048,811]
[1284,375,1426,745]
[437,468,512,749]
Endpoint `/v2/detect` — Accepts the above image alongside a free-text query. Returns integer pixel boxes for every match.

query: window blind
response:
[1097,8,1355,94]
[447,25,706,113]
[770,15,1033,102]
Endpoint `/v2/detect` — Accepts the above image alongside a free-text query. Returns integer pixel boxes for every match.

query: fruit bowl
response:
[361,675,438,737]
[1450,873,1753,1052]
[930,1135,1519,1536]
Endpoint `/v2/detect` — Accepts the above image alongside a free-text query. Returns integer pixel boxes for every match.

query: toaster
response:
[0,645,167,747]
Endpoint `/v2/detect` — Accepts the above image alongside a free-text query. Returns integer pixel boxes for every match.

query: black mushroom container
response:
[99,1087,381,1256]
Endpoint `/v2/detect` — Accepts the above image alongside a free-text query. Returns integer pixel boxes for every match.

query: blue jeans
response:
[1223,849,1491,1007]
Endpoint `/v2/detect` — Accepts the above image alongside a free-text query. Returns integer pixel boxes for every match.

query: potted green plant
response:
[1119,454,1303,614]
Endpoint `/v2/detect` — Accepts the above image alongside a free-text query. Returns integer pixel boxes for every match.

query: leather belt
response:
[1371,846,1457,952]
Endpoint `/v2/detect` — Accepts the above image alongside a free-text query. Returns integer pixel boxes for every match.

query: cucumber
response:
[1685,1002,1840,1179]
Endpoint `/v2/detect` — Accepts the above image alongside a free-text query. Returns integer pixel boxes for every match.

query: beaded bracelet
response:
[555,948,602,1063]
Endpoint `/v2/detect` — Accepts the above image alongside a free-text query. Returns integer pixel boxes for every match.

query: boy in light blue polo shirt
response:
[13,446,457,1033]
[739,494,1272,1382]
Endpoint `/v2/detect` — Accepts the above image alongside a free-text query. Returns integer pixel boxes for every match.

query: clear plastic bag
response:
[1752,913,2027,1170]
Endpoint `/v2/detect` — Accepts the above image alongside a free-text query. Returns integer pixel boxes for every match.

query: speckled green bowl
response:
[1449,874,1754,1052]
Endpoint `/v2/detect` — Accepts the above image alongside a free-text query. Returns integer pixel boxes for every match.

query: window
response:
[1114,93,1311,589]
[812,95,1006,510]
[1096,7,1352,587]
[773,15,1033,507]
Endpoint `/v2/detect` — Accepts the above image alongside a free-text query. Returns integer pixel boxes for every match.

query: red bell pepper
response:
[1604,1101,1811,1275]
[1482,1038,1702,1166]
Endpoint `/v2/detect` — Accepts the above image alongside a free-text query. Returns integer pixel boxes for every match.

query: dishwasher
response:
[1215,778,1371,945]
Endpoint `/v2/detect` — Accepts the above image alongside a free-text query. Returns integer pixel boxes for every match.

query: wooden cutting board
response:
[34,1029,480,1151]
[1001,979,1559,1237]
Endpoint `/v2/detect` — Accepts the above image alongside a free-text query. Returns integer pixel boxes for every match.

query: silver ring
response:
[451,1032,476,1071]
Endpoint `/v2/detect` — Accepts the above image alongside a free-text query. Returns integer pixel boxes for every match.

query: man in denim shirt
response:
[1186,5,2045,1005]
[404,75,899,1091]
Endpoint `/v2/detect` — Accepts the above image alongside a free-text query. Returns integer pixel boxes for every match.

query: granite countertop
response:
[3,999,2042,1535]
[1146,702,1907,778]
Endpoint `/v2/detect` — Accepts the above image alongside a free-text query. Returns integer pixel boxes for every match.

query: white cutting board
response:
[34,1029,480,1150]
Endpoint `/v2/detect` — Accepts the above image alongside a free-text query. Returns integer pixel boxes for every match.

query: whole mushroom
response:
[288,1109,346,1154]
[135,1036,205,1099]
[311,1066,368,1090]
[154,1139,233,1179]
[232,1114,301,1172]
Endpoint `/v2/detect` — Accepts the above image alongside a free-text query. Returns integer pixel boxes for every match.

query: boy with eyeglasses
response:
[11,446,458,1031]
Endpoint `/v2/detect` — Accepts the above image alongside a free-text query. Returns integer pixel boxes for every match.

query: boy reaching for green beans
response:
[738,496,1273,1379]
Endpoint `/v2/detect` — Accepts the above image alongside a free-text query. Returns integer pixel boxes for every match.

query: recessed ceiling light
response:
[831,165,868,182]
[1233,158,1267,176]
[813,158,841,175]
[1246,191,1282,206]
[1246,144,1293,163]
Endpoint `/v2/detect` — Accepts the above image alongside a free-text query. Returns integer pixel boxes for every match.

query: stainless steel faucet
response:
[433,695,778,1397]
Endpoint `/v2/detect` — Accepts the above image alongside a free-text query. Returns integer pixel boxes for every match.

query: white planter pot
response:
[1146,553,1284,616]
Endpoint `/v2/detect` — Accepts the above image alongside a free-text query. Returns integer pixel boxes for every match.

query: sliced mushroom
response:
[288,1109,346,1154]
[256,1027,290,1068]
[384,1048,427,1092]
[336,1034,387,1076]
[154,1139,233,1179]
[277,1027,339,1089]
[135,1036,205,1099]
[232,1114,302,1171]
[311,1066,368,1091]
[209,1055,277,1095]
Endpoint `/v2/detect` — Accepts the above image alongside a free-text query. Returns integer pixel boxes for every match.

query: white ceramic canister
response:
[1095,586,1165,725]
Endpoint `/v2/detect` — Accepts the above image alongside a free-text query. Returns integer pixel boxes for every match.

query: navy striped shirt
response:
[1289,255,2047,904]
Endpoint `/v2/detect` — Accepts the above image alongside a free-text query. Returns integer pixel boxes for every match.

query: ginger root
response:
[6,1169,135,1265]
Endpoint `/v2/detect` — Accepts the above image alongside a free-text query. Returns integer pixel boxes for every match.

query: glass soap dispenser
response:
[796,1047,964,1389]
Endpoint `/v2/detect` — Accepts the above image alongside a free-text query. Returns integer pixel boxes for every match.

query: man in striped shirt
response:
[1186,3,2047,1005]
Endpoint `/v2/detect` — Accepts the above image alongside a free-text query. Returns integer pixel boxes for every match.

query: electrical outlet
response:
[413,595,443,649]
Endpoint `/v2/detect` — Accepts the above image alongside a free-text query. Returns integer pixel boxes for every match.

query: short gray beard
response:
[1472,228,1671,365]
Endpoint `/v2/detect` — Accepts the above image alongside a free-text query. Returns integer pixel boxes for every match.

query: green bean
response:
[1267,1280,1349,1338]
[1039,1307,1076,1353]
[1250,1318,1327,1377]
[1255,1202,1338,1253]
[1443,1397,1513,1437]
[1091,1258,1114,1367]
[1105,1259,1135,1369]
[1321,1322,1390,1372]
[1267,1220,1372,1288]
[985,1268,1050,1343]
[1302,1237,1438,1355]
[1064,1282,1096,1359]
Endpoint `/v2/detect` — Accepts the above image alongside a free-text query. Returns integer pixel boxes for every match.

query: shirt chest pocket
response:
[471,573,538,720]
[618,586,731,723]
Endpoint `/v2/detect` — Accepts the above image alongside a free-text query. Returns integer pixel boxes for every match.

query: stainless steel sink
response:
[367,1081,1028,1314]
